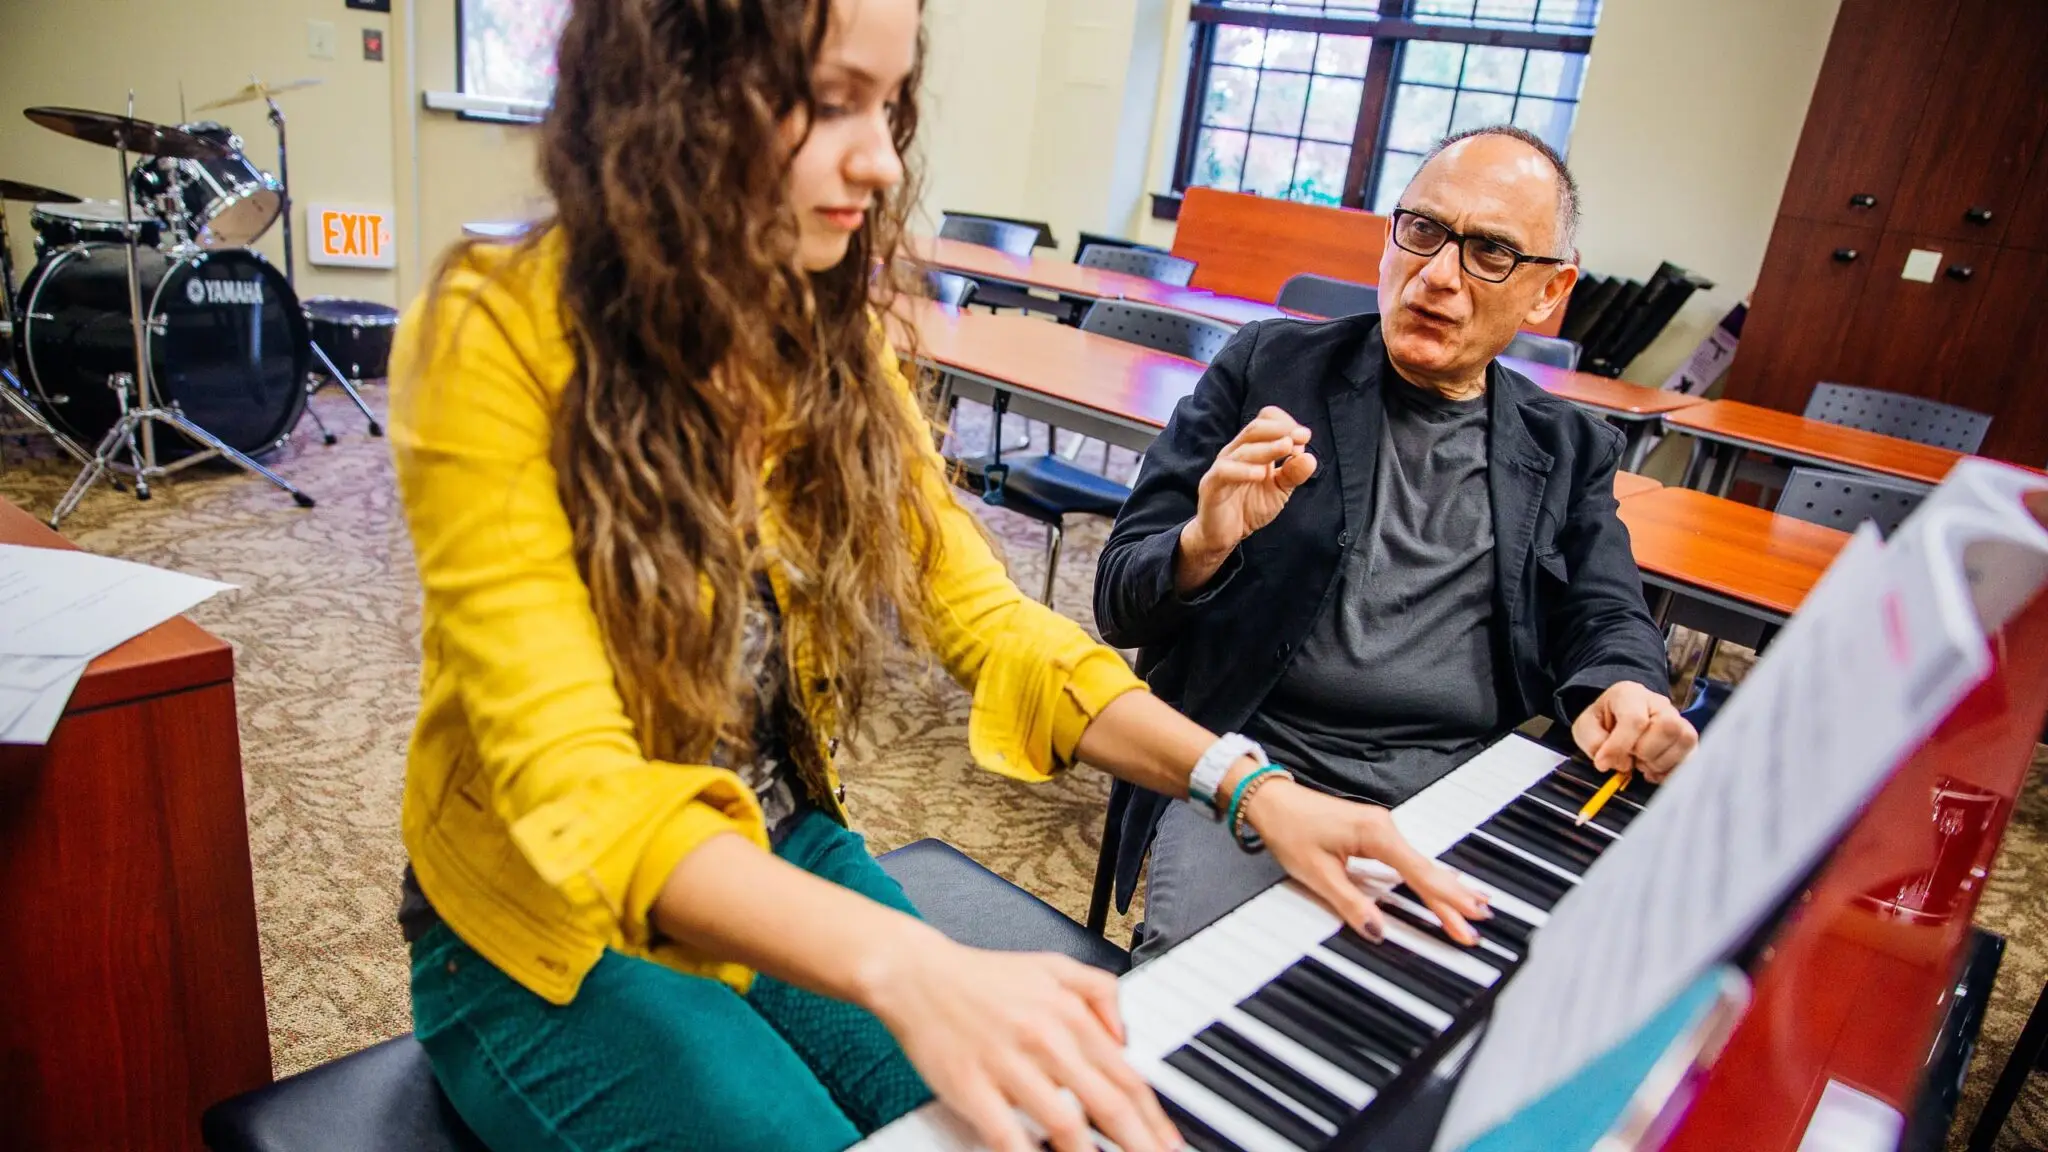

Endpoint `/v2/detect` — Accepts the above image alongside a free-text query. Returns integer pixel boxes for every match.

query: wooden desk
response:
[1114,282,1295,326]
[1617,486,1849,640]
[901,302,1204,453]
[0,498,269,1151]
[1613,470,1663,500]
[911,236,1294,327]
[1664,398,1966,492]
[1502,357,1705,470]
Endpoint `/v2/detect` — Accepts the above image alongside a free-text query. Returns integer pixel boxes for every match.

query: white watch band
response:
[1190,733,1265,821]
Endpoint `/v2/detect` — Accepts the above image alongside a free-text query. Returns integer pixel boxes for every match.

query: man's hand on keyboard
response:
[1247,779,1492,947]
[1570,680,1698,783]
[861,941,1183,1152]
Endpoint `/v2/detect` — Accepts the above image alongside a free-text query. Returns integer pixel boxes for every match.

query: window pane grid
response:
[1192,24,1373,205]
[460,0,570,103]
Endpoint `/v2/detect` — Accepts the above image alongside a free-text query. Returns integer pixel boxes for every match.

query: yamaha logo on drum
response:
[187,278,266,306]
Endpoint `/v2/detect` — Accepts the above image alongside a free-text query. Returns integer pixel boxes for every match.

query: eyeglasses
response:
[1389,208,1568,284]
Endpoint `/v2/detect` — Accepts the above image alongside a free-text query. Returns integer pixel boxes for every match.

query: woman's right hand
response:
[858,933,1182,1152]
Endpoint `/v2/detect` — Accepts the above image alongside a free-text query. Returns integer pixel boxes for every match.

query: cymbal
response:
[0,178,80,205]
[193,78,324,113]
[23,106,232,161]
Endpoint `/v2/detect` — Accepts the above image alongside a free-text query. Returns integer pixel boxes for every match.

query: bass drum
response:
[17,245,308,460]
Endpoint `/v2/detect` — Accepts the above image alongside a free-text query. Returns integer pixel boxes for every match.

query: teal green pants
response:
[410,814,935,1151]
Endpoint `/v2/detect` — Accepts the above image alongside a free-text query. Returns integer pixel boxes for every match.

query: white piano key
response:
[1378,914,1501,988]
[1442,865,1550,929]
[1256,889,1454,1032]
[1469,828,1586,887]
[1137,1051,1306,1152]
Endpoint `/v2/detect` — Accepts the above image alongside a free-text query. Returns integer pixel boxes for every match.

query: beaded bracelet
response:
[1225,764,1294,854]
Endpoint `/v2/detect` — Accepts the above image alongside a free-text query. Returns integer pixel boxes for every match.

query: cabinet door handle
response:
[1964,206,1994,225]
[1832,248,1859,262]
[1946,264,1975,281]
[1848,193,1878,209]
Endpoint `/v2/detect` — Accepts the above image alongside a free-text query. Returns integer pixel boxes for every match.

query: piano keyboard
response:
[856,736,1653,1152]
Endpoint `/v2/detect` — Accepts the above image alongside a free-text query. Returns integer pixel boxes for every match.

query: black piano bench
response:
[201,839,1125,1151]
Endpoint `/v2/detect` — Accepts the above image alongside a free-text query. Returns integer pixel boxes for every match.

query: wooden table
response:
[911,236,1296,326]
[1113,282,1296,326]
[1502,358,1705,470]
[1612,470,1663,500]
[0,497,269,1151]
[1617,485,1850,643]
[1664,398,1965,492]
[902,302,1205,453]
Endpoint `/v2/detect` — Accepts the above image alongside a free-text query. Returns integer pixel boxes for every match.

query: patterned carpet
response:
[3,387,2045,1148]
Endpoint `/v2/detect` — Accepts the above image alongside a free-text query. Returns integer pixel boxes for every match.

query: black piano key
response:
[1241,989,1398,1089]
[1443,837,1566,911]
[1480,810,1598,876]
[1392,883,1533,953]
[1547,762,1649,810]
[1165,1045,1325,1149]
[1198,1023,1355,1128]
[1505,793,1618,853]
[1266,970,1425,1075]
[1285,959,1434,1057]
[1531,775,1638,835]
[1324,929,1482,1014]
[1376,901,1511,975]
[1155,1092,1248,1152]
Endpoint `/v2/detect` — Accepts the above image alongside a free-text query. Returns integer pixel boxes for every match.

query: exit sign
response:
[307,204,396,269]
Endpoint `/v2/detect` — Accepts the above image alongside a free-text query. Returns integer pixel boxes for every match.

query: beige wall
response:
[1569,0,1843,385]
[0,0,397,304]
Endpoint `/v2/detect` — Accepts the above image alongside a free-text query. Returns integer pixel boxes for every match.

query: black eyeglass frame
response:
[1388,208,1570,284]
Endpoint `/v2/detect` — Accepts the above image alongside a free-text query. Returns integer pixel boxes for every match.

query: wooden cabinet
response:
[1836,233,2000,394]
[1775,0,1957,230]
[1728,220,1879,412]
[1954,247,2048,463]
[1726,0,2048,464]
[1889,0,2048,244]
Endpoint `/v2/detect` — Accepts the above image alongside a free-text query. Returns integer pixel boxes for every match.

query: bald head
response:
[1415,125,1579,258]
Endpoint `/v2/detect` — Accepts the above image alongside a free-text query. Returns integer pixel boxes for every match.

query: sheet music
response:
[1436,461,2048,1151]
[0,544,233,744]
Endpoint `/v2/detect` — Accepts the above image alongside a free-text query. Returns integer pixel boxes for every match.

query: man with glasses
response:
[1093,126,1694,960]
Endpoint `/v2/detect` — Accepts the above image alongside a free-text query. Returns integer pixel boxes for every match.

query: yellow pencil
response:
[1576,770,1632,826]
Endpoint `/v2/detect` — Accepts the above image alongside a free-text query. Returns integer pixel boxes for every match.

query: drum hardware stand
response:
[48,92,316,529]
[0,208,101,475]
[259,83,381,441]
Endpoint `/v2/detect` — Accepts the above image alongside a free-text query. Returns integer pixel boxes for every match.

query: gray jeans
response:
[1132,799,1287,965]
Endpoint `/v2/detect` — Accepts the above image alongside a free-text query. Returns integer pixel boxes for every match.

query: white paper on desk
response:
[0,544,233,657]
[1435,503,2027,1150]
[0,660,87,744]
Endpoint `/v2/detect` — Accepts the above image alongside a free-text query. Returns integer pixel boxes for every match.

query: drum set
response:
[0,79,401,526]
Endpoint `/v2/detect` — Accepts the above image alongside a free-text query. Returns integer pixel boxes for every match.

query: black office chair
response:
[958,301,1234,605]
[1077,245,1197,286]
[942,211,1056,251]
[1503,332,1584,371]
[937,213,1039,257]
[1275,272,1377,318]
[1804,382,1991,452]
[200,841,1126,1152]
[1773,467,1926,536]
[923,269,978,308]
[1073,231,1170,266]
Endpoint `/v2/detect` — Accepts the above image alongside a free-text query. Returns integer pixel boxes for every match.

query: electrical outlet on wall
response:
[308,20,337,61]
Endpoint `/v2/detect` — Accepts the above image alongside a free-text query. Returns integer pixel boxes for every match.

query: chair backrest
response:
[1079,299,1236,365]
[1773,467,1927,537]
[1074,231,1169,264]
[923,270,977,307]
[1077,245,1197,286]
[1275,272,1377,319]
[1803,382,1992,452]
[938,213,1039,257]
[1503,331,1584,370]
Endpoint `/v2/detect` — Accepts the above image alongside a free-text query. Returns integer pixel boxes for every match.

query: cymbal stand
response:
[49,91,316,529]
[265,89,380,439]
[0,206,102,475]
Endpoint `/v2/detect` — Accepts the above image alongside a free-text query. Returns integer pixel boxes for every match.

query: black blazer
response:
[1093,315,1668,909]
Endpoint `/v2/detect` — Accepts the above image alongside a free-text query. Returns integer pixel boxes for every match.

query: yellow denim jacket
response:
[388,237,1144,1005]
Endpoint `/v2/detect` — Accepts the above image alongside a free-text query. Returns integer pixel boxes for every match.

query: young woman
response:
[389,1,1487,1150]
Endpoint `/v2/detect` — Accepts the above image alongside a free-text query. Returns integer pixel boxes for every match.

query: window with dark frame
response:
[458,0,571,104]
[1176,1,1600,214]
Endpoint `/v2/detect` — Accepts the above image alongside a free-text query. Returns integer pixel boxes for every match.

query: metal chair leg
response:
[1969,979,2048,1151]
[1085,783,1132,937]
[1040,520,1065,606]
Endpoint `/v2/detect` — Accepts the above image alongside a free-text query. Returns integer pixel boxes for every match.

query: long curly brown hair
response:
[442,0,939,767]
